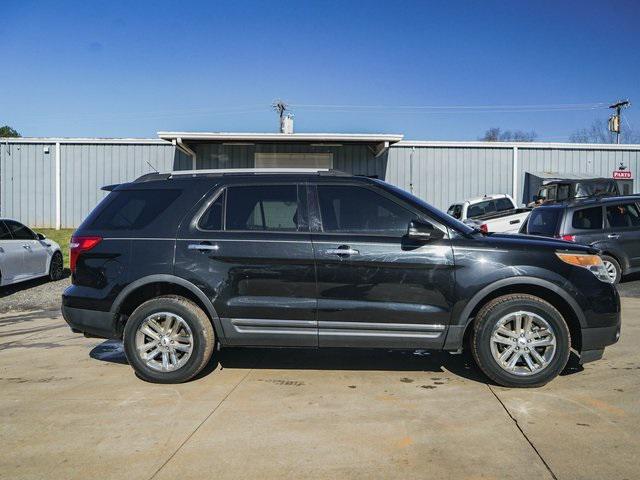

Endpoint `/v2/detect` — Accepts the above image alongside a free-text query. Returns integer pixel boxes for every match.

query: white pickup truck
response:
[446,194,531,233]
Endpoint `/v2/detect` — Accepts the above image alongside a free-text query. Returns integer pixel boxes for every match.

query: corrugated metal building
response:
[1,133,639,228]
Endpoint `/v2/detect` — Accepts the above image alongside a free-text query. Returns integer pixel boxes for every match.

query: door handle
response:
[22,245,31,250]
[325,247,359,256]
[188,243,220,252]
[607,234,620,239]
[509,219,521,225]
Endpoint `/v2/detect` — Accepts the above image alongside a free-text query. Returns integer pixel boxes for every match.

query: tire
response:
[471,294,570,388]
[123,295,215,383]
[601,255,621,284]
[48,251,64,281]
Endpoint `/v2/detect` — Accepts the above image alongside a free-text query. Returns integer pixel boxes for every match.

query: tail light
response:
[560,234,576,242]
[69,236,102,273]
[479,223,489,234]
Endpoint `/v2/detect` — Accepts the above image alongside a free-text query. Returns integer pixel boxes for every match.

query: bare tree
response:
[569,119,640,144]
[481,127,537,142]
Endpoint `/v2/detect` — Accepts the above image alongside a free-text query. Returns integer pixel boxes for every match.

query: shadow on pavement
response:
[0,269,70,298]
[90,338,586,385]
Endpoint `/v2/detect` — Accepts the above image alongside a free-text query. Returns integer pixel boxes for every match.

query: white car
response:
[447,194,531,233]
[0,219,64,286]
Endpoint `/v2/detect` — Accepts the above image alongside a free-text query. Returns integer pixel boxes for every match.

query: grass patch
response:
[38,229,74,267]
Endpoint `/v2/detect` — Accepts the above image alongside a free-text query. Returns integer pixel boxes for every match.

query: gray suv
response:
[521,195,640,283]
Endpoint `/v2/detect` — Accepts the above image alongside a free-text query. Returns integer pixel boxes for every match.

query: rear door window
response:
[225,185,299,232]
[495,198,514,211]
[606,203,640,228]
[572,207,603,230]
[199,191,225,231]
[88,189,181,230]
[526,208,561,236]
[467,200,497,219]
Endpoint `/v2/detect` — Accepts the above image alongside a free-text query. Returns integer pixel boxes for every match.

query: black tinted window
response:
[199,191,225,231]
[467,200,497,219]
[606,203,640,228]
[0,221,12,240]
[526,209,561,236]
[318,185,414,235]
[4,220,35,240]
[447,204,462,220]
[226,185,299,231]
[495,198,514,211]
[572,207,603,230]
[89,190,181,230]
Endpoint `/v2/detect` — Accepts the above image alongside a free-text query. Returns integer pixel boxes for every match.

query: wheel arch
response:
[110,274,224,341]
[447,277,585,352]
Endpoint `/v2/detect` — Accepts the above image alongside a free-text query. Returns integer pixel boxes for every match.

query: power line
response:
[289,101,608,112]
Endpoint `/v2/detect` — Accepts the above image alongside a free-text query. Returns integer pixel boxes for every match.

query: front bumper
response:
[61,304,119,339]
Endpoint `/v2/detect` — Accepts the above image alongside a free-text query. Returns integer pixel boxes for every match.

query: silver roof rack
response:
[170,168,332,176]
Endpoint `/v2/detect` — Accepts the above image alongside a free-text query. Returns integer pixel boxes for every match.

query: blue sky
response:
[2,0,639,140]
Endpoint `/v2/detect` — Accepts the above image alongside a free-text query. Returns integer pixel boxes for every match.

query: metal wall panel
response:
[3,138,640,229]
[385,146,513,210]
[0,142,56,227]
[60,144,179,228]
[1,141,181,228]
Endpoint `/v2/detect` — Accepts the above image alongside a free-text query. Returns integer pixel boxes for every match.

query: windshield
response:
[376,180,475,235]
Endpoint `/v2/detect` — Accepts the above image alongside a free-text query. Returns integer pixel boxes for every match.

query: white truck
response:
[446,194,531,233]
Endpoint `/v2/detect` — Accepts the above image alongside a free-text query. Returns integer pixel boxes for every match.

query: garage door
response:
[254,153,333,169]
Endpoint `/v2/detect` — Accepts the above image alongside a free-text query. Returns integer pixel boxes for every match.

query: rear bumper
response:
[61,304,119,339]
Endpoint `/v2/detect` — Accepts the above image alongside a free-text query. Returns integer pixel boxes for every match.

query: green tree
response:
[0,125,21,137]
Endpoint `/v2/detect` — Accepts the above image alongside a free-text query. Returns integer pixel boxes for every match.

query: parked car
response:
[527,177,620,207]
[519,195,640,284]
[62,169,620,387]
[0,219,64,286]
[447,194,530,233]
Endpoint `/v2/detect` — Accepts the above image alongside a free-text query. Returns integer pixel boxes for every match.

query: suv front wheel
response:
[472,294,570,388]
[123,296,215,383]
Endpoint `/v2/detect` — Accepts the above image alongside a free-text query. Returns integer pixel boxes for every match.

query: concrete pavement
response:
[1,300,638,480]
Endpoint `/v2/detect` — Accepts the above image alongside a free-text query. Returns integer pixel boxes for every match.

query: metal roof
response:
[157,131,404,144]
[0,137,169,145]
[396,140,640,150]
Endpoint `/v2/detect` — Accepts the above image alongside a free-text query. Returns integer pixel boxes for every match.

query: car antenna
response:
[145,159,159,173]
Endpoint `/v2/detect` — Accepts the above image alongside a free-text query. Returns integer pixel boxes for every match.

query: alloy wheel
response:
[134,312,194,372]
[602,260,618,283]
[489,311,557,376]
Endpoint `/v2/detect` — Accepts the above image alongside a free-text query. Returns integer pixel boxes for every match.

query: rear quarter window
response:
[87,189,182,231]
[526,208,561,237]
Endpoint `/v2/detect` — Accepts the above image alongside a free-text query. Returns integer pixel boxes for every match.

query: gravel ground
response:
[0,271,70,313]
[1,269,638,314]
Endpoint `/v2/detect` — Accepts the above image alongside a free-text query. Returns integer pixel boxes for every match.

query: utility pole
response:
[608,100,630,144]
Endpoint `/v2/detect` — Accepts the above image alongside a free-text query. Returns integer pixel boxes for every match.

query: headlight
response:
[555,252,612,283]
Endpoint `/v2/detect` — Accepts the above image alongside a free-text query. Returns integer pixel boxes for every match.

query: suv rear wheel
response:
[123,295,215,383]
[472,294,570,388]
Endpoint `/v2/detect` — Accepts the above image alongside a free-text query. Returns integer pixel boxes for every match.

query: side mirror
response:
[37,233,46,240]
[407,219,445,242]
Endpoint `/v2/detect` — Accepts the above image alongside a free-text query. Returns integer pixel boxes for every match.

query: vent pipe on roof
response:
[281,114,294,134]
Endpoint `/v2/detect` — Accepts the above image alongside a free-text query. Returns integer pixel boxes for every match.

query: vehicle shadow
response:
[90,340,584,385]
[0,268,71,298]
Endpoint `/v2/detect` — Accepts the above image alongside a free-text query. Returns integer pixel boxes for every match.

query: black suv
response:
[521,195,640,284]
[62,170,620,387]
